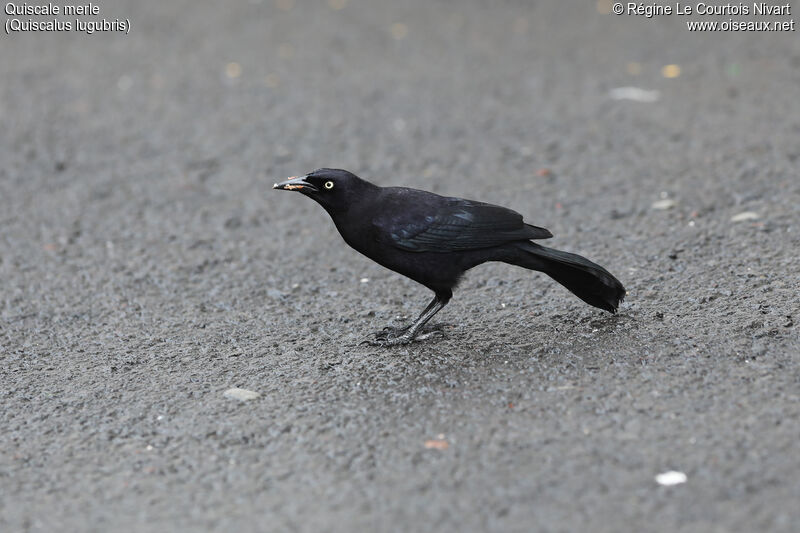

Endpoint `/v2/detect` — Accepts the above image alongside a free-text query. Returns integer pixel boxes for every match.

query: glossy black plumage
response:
[274,168,625,345]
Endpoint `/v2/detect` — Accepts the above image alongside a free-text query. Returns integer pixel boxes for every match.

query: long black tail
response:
[506,241,626,313]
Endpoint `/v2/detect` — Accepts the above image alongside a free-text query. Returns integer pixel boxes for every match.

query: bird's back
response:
[331,185,552,292]
[370,186,552,251]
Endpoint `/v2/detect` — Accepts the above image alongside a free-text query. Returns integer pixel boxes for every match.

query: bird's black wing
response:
[375,194,552,253]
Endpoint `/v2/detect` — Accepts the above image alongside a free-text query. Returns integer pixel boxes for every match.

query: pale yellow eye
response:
[324,181,334,190]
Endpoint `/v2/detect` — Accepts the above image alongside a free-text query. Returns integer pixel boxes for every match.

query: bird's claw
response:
[364,334,414,347]
[368,326,411,345]
[360,323,448,347]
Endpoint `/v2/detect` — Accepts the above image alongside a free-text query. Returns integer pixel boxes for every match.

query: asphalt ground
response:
[1,1,799,531]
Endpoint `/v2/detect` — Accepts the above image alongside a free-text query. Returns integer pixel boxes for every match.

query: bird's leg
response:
[369,291,451,346]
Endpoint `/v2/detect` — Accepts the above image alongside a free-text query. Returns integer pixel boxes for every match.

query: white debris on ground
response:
[651,199,676,210]
[730,211,760,222]
[655,470,688,486]
[609,87,661,103]
[223,388,261,401]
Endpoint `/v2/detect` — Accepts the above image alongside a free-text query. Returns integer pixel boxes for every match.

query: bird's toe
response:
[364,336,411,347]
[361,329,414,346]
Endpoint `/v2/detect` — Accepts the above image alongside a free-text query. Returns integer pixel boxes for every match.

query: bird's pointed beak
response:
[273,175,317,192]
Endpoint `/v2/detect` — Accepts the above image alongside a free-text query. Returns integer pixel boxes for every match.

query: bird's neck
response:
[322,183,382,244]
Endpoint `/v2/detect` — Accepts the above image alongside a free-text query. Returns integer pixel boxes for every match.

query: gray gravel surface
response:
[2,1,799,531]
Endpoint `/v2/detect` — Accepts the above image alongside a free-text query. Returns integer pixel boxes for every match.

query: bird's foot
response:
[364,333,415,347]
[361,323,448,347]
[363,326,412,346]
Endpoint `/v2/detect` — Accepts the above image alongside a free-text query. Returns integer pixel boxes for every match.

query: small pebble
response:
[651,199,676,210]
[655,470,687,486]
[730,211,760,222]
[223,388,261,401]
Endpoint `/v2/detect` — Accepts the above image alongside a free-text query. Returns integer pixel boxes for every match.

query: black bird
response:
[274,169,625,345]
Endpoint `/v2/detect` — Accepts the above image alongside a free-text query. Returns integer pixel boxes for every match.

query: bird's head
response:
[273,168,373,213]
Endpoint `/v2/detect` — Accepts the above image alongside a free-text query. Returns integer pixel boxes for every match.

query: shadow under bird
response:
[274,169,626,345]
